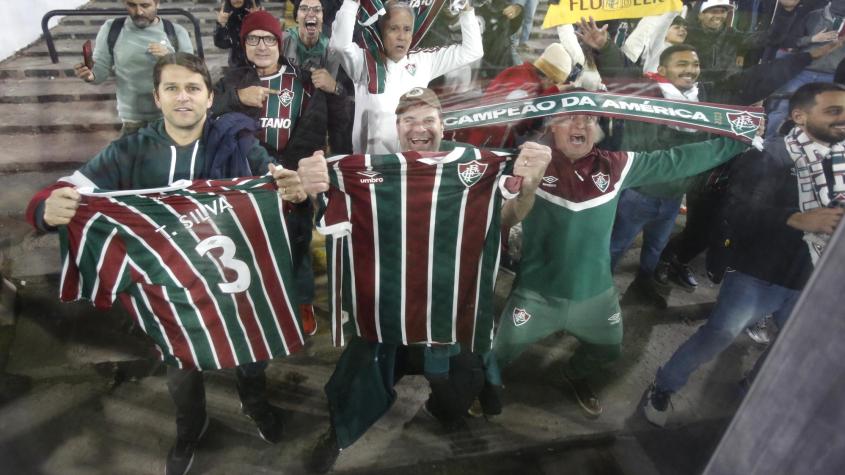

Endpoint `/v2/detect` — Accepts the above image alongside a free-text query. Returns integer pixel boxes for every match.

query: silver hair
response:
[378,1,417,32]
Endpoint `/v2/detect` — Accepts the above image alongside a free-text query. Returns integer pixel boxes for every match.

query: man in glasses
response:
[283,0,354,154]
[490,112,757,419]
[212,10,327,338]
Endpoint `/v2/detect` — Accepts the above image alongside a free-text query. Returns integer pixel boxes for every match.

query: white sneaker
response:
[745,316,771,345]
[643,384,671,428]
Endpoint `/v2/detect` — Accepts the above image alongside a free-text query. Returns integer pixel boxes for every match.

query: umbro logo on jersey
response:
[608,312,621,325]
[458,160,488,187]
[357,170,384,184]
[512,307,531,327]
[592,172,610,193]
[541,176,559,187]
[406,63,417,76]
[279,88,294,107]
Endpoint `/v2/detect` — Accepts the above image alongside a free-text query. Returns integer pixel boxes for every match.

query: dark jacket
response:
[212,0,262,68]
[211,62,328,170]
[26,118,274,232]
[795,3,845,73]
[685,25,760,83]
[595,40,814,198]
[762,0,827,61]
[723,135,813,290]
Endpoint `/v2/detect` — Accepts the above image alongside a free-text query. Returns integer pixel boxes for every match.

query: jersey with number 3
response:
[58,177,303,370]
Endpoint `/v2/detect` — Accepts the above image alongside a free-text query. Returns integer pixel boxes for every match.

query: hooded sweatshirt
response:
[27,119,274,231]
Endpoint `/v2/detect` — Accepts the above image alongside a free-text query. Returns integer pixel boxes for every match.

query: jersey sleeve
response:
[622,136,748,189]
[59,204,130,309]
[316,161,352,236]
[329,0,367,84]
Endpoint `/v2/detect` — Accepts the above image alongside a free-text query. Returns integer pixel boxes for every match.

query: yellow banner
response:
[542,0,684,29]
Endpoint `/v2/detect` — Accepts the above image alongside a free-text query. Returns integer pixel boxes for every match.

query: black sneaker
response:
[654,259,671,285]
[478,382,503,416]
[668,260,698,292]
[165,416,209,475]
[562,367,602,418]
[643,383,672,428]
[243,404,285,444]
[307,427,341,474]
[626,274,669,309]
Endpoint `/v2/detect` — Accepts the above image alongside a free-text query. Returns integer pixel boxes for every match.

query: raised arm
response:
[328,0,366,83]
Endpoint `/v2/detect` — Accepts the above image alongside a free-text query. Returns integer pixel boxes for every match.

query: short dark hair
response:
[153,52,213,93]
[659,44,698,68]
[789,82,845,114]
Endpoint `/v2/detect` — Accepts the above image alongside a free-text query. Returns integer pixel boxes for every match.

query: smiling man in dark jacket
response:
[212,10,328,336]
[643,82,845,427]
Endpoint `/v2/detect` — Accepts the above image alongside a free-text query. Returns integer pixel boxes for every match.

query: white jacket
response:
[330,0,483,154]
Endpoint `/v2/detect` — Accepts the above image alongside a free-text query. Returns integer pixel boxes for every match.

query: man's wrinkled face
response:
[699,7,729,32]
[125,0,158,28]
[794,91,845,145]
[550,115,599,161]
[665,24,688,45]
[297,0,324,46]
[154,64,213,131]
[382,9,413,62]
[658,51,700,91]
[396,104,443,152]
[244,29,280,71]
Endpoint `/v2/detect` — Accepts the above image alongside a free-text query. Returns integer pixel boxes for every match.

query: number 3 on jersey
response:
[195,235,251,293]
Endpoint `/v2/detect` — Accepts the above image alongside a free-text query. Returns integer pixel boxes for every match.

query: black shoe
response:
[626,274,669,309]
[654,259,671,285]
[478,382,503,416]
[668,259,698,291]
[307,428,341,474]
[243,404,285,444]
[562,367,602,418]
[165,416,209,475]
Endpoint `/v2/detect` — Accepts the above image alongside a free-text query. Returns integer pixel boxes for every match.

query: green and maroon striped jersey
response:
[258,68,308,154]
[59,177,303,370]
[317,147,519,351]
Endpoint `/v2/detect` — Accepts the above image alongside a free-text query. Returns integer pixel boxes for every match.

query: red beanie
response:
[240,10,283,46]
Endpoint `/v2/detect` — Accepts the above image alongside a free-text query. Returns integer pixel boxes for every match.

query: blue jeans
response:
[655,270,800,393]
[516,0,538,45]
[610,188,681,275]
[765,67,833,139]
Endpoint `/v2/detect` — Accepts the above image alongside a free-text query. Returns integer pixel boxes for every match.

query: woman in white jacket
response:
[329,0,483,153]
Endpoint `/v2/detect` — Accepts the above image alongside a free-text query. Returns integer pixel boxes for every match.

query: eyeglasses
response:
[245,35,278,46]
[299,6,323,14]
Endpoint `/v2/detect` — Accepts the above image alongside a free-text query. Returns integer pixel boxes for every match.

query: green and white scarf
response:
[785,127,845,264]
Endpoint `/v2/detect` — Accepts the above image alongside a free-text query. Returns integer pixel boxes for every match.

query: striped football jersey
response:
[258,69,309,154]
[59,177,303,370]
[317,147,519,351]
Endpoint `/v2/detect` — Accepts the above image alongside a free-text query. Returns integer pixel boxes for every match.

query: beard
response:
[806,121,845,145]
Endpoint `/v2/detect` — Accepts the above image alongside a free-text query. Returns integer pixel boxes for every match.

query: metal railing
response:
[41,8,204,64]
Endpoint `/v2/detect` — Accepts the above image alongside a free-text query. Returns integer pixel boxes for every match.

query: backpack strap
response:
[162,18,180,52]
[107,17,180,60]
[106,17,126,60]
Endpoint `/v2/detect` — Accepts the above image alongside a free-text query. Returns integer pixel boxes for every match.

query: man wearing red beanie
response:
[212,10,328,343]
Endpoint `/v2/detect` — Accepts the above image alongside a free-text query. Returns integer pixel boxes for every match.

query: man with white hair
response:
[491,112,756,418]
